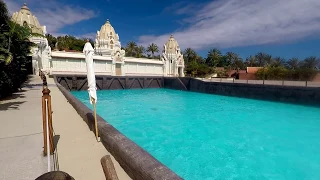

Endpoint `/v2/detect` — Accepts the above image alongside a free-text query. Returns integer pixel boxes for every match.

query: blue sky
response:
[5,0,320,60]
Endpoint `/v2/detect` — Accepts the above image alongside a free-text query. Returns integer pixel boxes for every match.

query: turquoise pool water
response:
[72,88,320,180]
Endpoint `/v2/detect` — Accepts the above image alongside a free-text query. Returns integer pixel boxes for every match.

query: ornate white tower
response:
[161,35,185,77]
[94,19,125,75]
[11,3,52,74]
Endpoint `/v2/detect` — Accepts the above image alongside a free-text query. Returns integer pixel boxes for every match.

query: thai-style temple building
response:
[11,4,185,77]
[11,3,52,75]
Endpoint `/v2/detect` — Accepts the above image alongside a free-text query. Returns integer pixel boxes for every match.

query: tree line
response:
[45,34,92,52]
[182,48,320,80]
[123,41,160,59]
[0,1,40,98]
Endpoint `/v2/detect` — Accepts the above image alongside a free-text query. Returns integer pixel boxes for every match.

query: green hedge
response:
[0,1,34,98]
[256,67,318,81]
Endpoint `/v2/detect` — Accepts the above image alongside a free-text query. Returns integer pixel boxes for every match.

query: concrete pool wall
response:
[55,75,320,106]
[164,77,320,106]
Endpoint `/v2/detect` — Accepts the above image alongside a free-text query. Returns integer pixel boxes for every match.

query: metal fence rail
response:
[198,78,320,87]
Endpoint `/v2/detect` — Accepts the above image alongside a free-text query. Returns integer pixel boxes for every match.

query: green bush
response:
[256,67,318,81]
[0,1,34,98]
[215,68,229,78]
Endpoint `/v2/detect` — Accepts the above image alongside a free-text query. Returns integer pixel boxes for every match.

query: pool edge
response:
[53,77,183,180]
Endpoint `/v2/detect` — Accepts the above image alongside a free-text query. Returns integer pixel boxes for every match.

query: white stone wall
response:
[49,52,164,76]
[124,62,163,76]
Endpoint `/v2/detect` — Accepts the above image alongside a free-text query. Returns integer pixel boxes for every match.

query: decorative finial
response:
[170,34,174,38]
[21,3,29,10]
[106,19,110,23]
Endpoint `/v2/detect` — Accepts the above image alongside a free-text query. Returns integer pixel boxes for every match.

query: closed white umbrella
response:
[83,39,99,141]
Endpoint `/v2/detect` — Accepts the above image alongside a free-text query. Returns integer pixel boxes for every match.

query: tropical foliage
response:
[123,41,160,59]
[0,0,36,98]
[146,43,159,58]
[46,34,93,51]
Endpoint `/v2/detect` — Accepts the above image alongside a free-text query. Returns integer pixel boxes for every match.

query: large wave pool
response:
[71,88,320,180]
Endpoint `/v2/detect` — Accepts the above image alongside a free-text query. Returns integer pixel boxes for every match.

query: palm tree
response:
[244,55,257,67]
[206,48,222,67]
[183,48,197,64]
[45,34,57,50]
[225,52,243,70]
[264,54,273,66]
[146,43,159,58]
[255,52,266,67]
[301,56,319,69]
[272,57,286,67]
[135,45,145,58]
[125,41,137,57]
[232,54,243,70]
[286,58,300,70]
[225,52,235,68]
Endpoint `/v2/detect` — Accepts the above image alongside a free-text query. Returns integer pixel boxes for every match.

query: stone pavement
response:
[0,75,131,180]
[0,75,47,180]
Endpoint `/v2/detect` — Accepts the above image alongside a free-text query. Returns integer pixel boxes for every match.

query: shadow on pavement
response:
[53,135,60,150]
[0,89,28,111]
[0,101,26,111]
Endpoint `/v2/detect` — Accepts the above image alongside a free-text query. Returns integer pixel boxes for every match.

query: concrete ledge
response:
[54,77,182,180]
[55,74,320,106]
[164,77,320,107]
[55,75,163,91]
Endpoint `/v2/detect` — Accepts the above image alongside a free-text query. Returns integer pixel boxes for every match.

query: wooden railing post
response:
[42,82,54,155]
[101,155,119,180]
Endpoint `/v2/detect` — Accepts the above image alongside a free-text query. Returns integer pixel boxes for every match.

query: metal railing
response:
[198,78,320,87]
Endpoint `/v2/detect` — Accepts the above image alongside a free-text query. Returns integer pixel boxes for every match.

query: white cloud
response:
[138,0,320,51]
[5,0,96,35]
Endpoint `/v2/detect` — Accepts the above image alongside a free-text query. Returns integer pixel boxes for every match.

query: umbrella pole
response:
[92,98,100,142]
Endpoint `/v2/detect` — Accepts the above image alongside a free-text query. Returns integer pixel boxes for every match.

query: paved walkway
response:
[0,75,131,180]
[0,76,47,180]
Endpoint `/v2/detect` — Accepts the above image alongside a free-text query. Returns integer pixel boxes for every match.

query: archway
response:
[23,21,28,28]
[178,67,183,77]
[115,64,121,75]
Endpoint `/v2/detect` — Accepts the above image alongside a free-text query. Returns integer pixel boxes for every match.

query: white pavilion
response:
[11,4,185,77]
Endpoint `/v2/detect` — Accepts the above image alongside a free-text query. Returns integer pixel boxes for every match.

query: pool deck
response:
[0,75,131,180]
